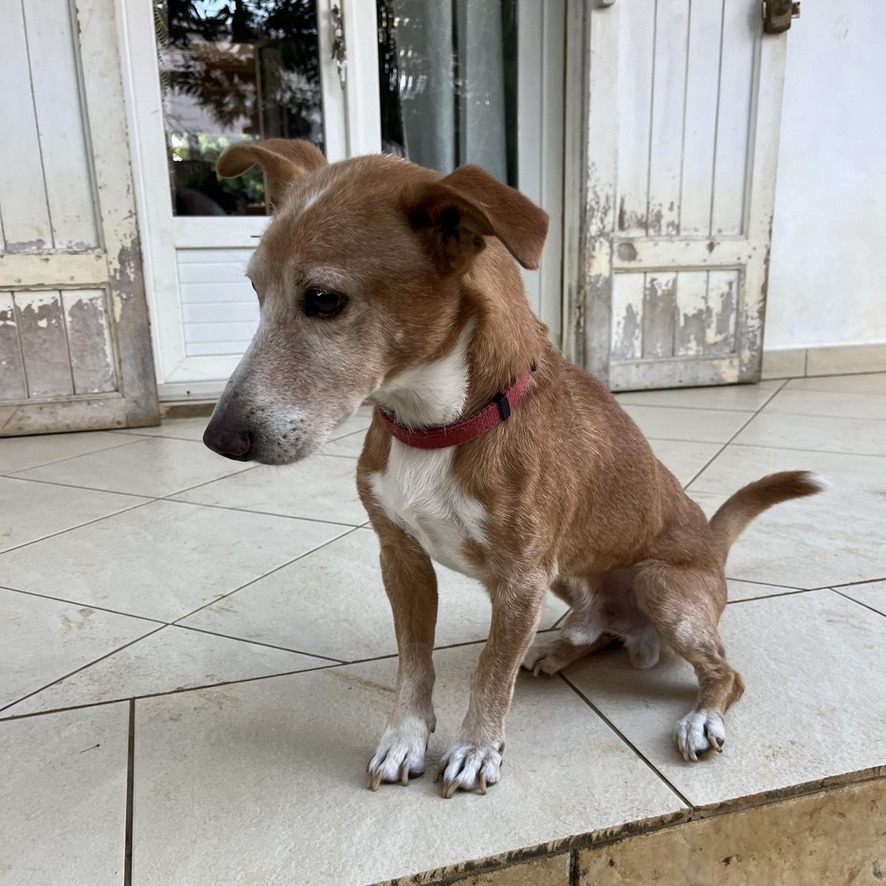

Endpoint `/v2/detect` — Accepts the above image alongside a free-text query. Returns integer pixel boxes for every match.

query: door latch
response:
[331,4,347,87]
[762,0,800,34]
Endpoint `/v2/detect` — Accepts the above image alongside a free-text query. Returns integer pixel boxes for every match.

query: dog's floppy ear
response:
[403,165,549,275]
[216,139,327,210]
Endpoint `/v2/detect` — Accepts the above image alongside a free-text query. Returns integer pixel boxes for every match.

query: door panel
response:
[570,0,788,391]
[0,0,159,435]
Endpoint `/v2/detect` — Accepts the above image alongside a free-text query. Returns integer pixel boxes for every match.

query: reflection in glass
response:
[377,0,517,186]
[154,0,324,216]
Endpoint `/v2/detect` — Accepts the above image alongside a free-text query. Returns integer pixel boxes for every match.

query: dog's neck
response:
[372,277,545,429]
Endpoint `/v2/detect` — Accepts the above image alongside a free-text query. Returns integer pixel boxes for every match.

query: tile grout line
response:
[726,588,816,605]
[0,435,144,478]
[833,589,886,620]
[124,698,135,886]
[0,624,167,716]
[0,631,564,725]
[811,576,886,591]
[0,583,167,626]
[170,525,361,626]
[0,496,156,557]
[681,379,790,490]
[559,673,694,809]
[156,494,366,531]
[172,622,346,664]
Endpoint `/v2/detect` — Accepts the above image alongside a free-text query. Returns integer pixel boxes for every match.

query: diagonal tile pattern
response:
[1,373,884,885]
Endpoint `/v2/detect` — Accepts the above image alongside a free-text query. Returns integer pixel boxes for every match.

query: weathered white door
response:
[566,0,789,390]
[0,0,159,435]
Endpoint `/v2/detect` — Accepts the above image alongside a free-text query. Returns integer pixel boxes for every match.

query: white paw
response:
[674,709,726,762]
[626,631,660,670]
[521,639,571,676]
[434,739,503,798]
[366,716,431,790]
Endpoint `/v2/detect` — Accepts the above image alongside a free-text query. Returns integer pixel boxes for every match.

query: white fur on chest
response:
[369,443,487,577]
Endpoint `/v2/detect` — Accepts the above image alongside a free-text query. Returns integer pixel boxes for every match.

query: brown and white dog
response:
[203,139,824,798]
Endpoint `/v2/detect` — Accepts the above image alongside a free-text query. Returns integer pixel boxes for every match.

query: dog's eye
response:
[304,287,347,318]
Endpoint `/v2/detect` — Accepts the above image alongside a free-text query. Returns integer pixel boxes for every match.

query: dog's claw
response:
[399,762,410,785]
[366,771,382,792]
[478,773,487,795]
[442,779,458,800]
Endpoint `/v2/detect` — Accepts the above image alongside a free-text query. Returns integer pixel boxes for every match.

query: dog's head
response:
[202,139,549,465]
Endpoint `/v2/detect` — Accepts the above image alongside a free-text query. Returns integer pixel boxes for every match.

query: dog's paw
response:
[434,740,503,798]
[674,708,726,762]
[366,716,430,790]
[521,638,581,676]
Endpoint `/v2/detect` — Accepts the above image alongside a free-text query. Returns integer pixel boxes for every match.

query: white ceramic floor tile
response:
[0,476,146,553]
[786,372,886,395]
[6,625,330,717]
[838,580,886,616]
[320,428,366,459]
[563,591,886,807]
[762,388,886,420]
[12,436,256,497]
[0,430,136,474]
[621,405,749,444]
[647,439,721,487]
[117,417,209,441]
[173,455,366,525]
[0,703,128,886]
[615,380,781,412]
[0,587,156,710]
[732,412,886,456]
[329,412,372,440]
[688,445,886,588]
[0,499,348,622]
[181,528,568,660]
[132,646,683,886]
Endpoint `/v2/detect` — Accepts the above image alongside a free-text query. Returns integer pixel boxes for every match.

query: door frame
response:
[119,0,568,400]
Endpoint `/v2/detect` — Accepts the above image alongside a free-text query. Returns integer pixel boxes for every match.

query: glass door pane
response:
[377,0,518,186]
[154,0,326,216]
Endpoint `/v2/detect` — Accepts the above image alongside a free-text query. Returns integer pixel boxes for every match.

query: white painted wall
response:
[766,5,886,350]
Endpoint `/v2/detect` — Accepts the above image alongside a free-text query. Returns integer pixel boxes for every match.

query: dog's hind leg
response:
[634,562,744,761]
[366,524,439,790]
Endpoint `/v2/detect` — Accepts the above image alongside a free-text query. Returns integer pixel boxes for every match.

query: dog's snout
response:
[203,421,253,461]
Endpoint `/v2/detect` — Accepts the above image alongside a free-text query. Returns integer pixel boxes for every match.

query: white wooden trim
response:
[0,253,107,288]
[172,217,270,249]
[612,238,752,271]
[317,0,348,163]
[341,0,382,156]
[517,0,565,342]
[580,0,620,384]
[743,32,788,376]
[561,0,587,364]
[115,0,185,388]
[74,0,159,423]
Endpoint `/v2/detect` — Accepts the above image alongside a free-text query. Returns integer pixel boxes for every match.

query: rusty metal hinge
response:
[762,0,800,34]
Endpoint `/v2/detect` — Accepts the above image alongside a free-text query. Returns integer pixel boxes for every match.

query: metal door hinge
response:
[762,0,800,34]
[331,4,347,87]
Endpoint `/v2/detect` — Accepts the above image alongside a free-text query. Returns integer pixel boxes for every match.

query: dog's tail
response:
[709,471,827,561]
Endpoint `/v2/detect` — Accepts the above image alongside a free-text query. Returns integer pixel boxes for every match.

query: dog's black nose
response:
[203,423,253,460]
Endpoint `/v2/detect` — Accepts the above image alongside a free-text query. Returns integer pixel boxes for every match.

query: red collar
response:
[377,365,537,450]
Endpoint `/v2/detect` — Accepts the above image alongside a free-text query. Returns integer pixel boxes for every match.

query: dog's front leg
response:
[436,573,547,798]
[366,527,438,790]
